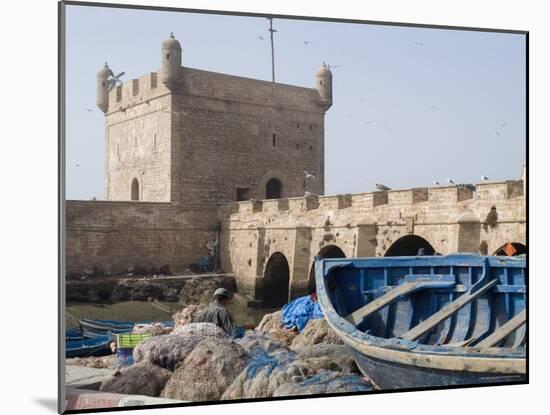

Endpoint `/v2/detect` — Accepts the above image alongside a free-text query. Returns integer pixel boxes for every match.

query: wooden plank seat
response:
[345,274,456,326]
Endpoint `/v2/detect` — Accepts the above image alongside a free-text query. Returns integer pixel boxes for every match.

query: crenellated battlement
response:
[106,72,168,114]
[220,179,526,223]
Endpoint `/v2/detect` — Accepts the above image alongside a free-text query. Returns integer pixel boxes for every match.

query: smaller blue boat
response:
[66,327,84,341]
[66,337,112,358]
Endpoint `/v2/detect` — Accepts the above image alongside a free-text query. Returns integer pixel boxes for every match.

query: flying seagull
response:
[304,170,316,179]
[303,40,312,45]
[447,178,455,185]
[376,183,391,191]
[76,163,80,167]
[410,41,424,46]
[106,70,125,92]
[84,108,94,112]
[481,175,490,181]
[258,35,264,40]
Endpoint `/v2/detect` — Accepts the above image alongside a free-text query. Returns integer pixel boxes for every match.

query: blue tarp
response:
[281,295,324,332]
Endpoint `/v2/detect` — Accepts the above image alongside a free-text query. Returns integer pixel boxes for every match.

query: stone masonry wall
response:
[219,180,526,301]
[66,200,218,275]
[105,73,172,202]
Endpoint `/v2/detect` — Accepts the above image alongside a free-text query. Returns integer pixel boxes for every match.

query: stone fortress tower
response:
[97,33,333,209]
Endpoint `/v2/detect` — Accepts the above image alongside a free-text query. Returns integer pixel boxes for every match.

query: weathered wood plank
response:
[476,309,526,348]
[400,279,499,341]
[345,276,455,325]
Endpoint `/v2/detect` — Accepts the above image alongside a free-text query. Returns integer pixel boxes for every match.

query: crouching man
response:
[194,287,254,337]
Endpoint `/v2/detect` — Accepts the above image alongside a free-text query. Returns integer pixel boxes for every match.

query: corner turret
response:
[315,62,333,110]
[161,32,182,90]
[96,62,111,113]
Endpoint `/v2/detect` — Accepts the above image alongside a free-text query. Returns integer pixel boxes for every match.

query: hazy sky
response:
[65,4,526,200]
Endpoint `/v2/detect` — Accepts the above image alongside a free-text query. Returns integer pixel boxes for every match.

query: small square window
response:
[236,187,250,201]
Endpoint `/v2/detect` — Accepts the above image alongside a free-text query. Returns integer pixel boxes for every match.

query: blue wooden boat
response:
[315,254,526,389]
[66,337,112,358]
[79,319,174,338]
[66,327,84,341]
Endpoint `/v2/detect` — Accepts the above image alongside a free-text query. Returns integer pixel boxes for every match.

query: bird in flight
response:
[492,123,507,136]
[303,40,312,45]
[76,163,80,167]
[481,175,490,181]
[258,35,264,40]
[84,108,93,112]
[304,171,316,179]
[376,183,391,191]
[447,178,455,185]
[410,41,424,46]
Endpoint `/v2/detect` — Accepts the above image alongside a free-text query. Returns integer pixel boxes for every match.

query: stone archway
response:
[385,235,435,256]
[308,244,346,293]
[263,252,290,307]
[494,242,527,256]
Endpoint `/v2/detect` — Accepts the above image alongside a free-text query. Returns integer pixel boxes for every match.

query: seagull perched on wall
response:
[481,175,490,181]
[304,191,312,197]
[304,170,316,180]
[447,178,455,185]
[376,183,391,191]
[433,180,440,185]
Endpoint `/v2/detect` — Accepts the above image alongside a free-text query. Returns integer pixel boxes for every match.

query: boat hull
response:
[350,348,526,389]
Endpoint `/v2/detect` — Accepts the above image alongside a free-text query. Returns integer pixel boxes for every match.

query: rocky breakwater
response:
[66,274,237,304]
[91,307,373,402]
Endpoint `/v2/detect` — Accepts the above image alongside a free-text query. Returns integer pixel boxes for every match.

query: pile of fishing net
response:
[255,311,297,346]
[99,361,172,397]
[65,355,116,369]
[290,318,343,349]
[132,322,173,336]
[221,332,366,400]
[133,323,228,370]
[272,370,373,396]
[172,304,204,328]
[160,336,248,401]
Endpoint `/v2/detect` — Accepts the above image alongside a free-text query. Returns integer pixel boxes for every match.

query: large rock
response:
[291,318,343,349]
[272,370,373,397]
[99,361,172,397]
[161,337,247,401]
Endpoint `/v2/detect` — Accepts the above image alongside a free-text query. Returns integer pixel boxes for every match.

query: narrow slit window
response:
[153,133,157,149]
[272,134,276,147]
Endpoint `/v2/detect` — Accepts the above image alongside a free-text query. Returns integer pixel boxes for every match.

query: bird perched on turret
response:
[433,180,440,185]
[481,175,490,181]
[304,171,316,180]
[376,183,391,191]
[447,178,455,185]
[485,206,498,228]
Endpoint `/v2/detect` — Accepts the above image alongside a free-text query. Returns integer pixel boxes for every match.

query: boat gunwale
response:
[315,255,526,374]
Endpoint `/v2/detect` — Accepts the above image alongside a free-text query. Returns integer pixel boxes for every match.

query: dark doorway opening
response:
[266,178,282,199]
[385,235,435,256]
[308,245,346,294]
[263,252,290,307]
